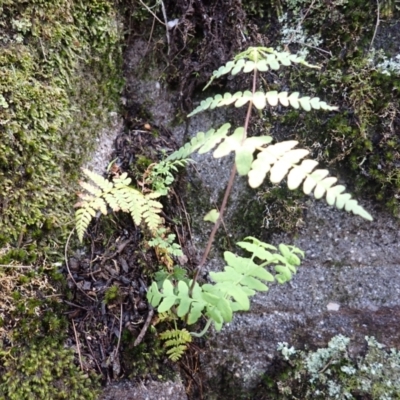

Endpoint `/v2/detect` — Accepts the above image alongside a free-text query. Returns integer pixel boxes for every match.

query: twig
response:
[147,16,156,51]
[370,0,380,51]
[63,300,90,310]
[0,264,33,268]
[134,308,154,346]
[160,0,171,55]
[115,302,123,355]
[138,0,165,25]
[85,336,103,375]
[72,319,84,371]
[65,229,96,301]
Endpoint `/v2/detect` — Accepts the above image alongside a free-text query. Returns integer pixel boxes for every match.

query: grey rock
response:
[98,379,188,400]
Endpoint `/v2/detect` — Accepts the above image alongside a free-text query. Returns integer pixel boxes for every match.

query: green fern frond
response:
[147,237,304,334]
[188,90,338,117]
[75,170,164,242]
[204,47,320,90]
[81,168,114,192]
[159,329,192,361]
[166,123,231,161]
[247,141,373,221]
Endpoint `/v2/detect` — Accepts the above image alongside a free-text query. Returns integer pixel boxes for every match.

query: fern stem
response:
[190,68,258,294]
[190,318,213,338]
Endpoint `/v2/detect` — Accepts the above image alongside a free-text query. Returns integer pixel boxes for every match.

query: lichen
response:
[272,335,400,399]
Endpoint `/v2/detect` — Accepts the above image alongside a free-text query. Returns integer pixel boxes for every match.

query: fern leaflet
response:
[159,329,192,361]
[75,169,163,241]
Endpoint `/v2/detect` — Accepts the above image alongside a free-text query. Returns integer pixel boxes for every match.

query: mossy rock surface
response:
[0,0,122,250]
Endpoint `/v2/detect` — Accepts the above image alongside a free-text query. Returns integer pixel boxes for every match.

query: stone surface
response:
[98,379,188,400]
[198,200,400,397]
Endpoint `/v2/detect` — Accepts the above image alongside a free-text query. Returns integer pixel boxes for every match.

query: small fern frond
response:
[81,168,114,192]
[166,123,231,161]
[147,238,304,335]
[188,90,338,117]
[75,170,164,242]
[204,46,320,90]
[159,329,192,361]
[248,141,373,221]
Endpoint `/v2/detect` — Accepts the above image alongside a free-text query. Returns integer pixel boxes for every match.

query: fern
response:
[204,46,320,90]
[188,90,338,117]
[75,169,163,241]
[159,328,192,361]
[170,46,371,222]
[247,141,373,220]
[147,237,304,335]
[75,46,374,357]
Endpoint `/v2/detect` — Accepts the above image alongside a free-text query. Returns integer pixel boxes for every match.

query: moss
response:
[227,188,267,242]
[0,340,100,400]
[104,284,121,304]
[136,155,153,172]
[0,0,123,253]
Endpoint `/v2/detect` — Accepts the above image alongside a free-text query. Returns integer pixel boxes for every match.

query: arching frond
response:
[75,169,163,241]
[204,46,320,89]
[188,90,338,117]
[248,141,373,221]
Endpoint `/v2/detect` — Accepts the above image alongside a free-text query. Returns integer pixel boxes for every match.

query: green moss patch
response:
[0,0,122,249]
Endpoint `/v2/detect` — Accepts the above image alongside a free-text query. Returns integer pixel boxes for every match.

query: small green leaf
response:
[202,291,221,306]
[287,167,306,190]
[162,279,175,296]
[266,91,279,106]
[210,267,243,283]
[187,301,205,324]
[232,58,246,75]
[326,185,346,206]
[248,266,275,282]
[235,90,252,107]
[236,241,274,261]
[243,60,256,73]
[222,284,250,310]
[299,96,311,111]
[177,296,192,317]
[207,305,223,324]
[303,169,329,195]
[147,282,162,306]
[288,92,300,109]
[216,297,233,322]
[213,128,243,158]
[240,276,268,291]
[235,147,254,176]
[198,123,231,154]
[256,59,269,71]
[275,265,293,283]
[204,209,220,223]
[253,91,266,109]
[158,296,177,313]
[224,252,256,273]
[270,160,291,183]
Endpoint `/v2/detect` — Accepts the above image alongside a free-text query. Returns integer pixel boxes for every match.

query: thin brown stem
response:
[190,68,258,292]
[72,319,84,371]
